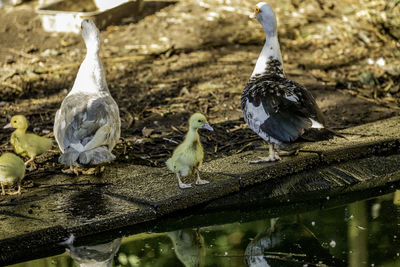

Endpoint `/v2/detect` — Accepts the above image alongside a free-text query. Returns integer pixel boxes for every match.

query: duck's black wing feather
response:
[242,64,325,143]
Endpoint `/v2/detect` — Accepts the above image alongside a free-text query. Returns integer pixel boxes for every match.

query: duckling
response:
[4,115,52,170]
[166,113,213,189]
[0,152,26,195]
[54,19,120,175]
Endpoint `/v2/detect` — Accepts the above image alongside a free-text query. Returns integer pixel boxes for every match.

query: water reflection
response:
[393,189,400,205]
[347,201,368,267]
[167,229,206,267]
[10,190,400,267]
[245,217,337,267]
[64,235,122,267]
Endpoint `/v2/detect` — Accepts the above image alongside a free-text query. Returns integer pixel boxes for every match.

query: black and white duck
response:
[241,2,328,163]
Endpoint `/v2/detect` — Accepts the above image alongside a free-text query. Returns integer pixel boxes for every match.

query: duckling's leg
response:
[195,171,209,185]
[249,143,281,164]
[25,157,37,171]
[8,183,23,195]
[177,173,192,189]
[1,183,5,195]
[17,183,22,195]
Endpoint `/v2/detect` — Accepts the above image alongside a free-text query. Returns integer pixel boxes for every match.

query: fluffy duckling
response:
[4,115,52,169]
[54,19,120,174]
[166,113,213,189]
[0,152,26,195]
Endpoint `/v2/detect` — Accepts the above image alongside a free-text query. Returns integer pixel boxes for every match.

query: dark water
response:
[9,189,400,267]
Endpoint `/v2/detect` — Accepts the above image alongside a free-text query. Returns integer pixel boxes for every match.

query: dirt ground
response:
[0,0,399,173]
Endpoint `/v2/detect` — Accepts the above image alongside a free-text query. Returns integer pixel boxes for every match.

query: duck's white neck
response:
[251,32,283,77]
[69,49,108,96]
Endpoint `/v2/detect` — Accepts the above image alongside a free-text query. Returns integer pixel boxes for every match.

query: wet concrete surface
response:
[0,116,400,265]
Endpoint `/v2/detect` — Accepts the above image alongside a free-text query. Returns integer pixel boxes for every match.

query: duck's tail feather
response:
[59,148,80,166]
[301,127,347,142]
[326,127,347,139]
[59,146,115,166]
[78,146,116,165]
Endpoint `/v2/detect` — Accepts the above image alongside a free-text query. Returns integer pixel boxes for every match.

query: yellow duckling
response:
[166,113,213,189]
[4,115,52,170]
[0,152,26,195]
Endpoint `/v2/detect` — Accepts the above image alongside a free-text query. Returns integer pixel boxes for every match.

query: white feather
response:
[251,35,282,77]
[284,94,298,102]
[310,118,324,128]
[244,100,281,145]
[70,143,85,152]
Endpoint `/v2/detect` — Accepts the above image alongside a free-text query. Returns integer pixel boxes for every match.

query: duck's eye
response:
[198,120,202,123]
[14,120,16,123]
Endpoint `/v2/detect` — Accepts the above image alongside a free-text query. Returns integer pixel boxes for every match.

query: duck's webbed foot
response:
[249,143,281,164]
[179,183,192,189]
[278,149,299,157]
[8,184,23,195]
[82,166,105,175]
[62,165,105,176]
[195,171,209,185]
[2,183,24,196]
[62,166,80,176]
[177,173,192,189]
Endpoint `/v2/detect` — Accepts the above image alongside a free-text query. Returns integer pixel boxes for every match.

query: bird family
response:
[0,2,334,194]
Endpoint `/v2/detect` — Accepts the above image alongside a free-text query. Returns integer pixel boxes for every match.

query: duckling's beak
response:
[202,123,213,131]
[3,123,12,129]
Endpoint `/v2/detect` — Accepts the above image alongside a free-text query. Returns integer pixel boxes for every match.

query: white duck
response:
[54,19,121,173]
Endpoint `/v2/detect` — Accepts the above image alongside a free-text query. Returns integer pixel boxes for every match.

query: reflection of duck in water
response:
[167,228,206,267]
[62,234,122,267]
[245,217,338,266]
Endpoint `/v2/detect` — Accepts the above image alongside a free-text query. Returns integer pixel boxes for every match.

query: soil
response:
[0,0,399,174]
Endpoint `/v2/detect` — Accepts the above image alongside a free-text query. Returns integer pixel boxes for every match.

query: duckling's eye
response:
[198,120,202,123]
[14,120,16,123]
